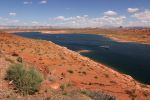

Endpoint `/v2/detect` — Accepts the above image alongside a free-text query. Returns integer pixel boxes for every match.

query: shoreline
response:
[13,32,150,85]
[15,33,148,85]
[103,35,150,45]
[6,29,150,45]
[8,32,150,85]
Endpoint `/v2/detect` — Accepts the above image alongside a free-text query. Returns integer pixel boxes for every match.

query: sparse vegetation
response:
[82,71,86,75]
[44,89,48,93]
[81,90,116,100]
[0,31,150,99]
[5,63,43,95]
[94,76,98,79]
[45,97,51,100]
[67,70,74,74]
[62,92,68,96]
[11,52,19,56]
[60,83,71,91]
[104,73,109,78]
[125,89,137,100]
[88,82,92,85]
[81,90,87,94]
[60,84,65,91]
[20,48,25,51]
[16,57,23,63]
[143,91,149,97]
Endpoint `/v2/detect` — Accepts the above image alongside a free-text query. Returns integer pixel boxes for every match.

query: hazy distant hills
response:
[0,25,149,30]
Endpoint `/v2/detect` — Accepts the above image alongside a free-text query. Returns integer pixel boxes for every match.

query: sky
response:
[0,0,150,27]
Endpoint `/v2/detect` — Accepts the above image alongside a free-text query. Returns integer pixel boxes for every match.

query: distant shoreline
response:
[3,28,150,45]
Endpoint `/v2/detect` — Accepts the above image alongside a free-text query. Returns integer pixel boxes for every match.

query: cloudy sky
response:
[0,0,150,27]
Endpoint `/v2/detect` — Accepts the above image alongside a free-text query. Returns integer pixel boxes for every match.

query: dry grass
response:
[5,63,44,95]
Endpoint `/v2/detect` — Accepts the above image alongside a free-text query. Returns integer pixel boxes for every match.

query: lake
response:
[15,32,150,84]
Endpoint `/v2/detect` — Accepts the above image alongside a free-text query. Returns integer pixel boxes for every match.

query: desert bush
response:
[80,90,87,94]
[82,71,87,75]
[16,57,23,63]
[94,76,98,79]
[81,90,116,100]
[5,64,43,95]
[45,96,51,100]
[67,70,74,74]
[125,89,137,100]
[60,84,65,91]
[60,83,71,91]
[11,52,19,56]
[104,73,109,78]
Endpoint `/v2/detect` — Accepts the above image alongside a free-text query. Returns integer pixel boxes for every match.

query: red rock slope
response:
[0,32,150,100]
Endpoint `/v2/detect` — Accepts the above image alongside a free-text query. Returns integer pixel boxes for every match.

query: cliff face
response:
[0,32,150,100]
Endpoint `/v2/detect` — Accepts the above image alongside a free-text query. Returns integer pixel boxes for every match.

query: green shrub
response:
[5,64,43,95]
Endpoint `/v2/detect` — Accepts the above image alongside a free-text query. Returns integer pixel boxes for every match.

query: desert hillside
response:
[0,32,150,100]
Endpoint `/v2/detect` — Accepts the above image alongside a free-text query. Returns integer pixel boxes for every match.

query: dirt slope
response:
[0,32,150,100]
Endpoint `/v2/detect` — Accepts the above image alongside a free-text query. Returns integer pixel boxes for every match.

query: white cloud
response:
[55,16,65,21]
[12,20,19,23]
[132,10,150,22]
[0,17,20,25]
[8,20,20,23]
[1,17,9,21]
[127,10,150,26]
[83,15,88,17]
[128,21,150,27]
[128,8,139,13]
[1,8,150,27]
[104,10,117,16]
[9,12,16,16]
[50,9,150,27]
[23,1,32,4]
[32,21,39,24]
[53,14,126,28]
[40,0,47,4]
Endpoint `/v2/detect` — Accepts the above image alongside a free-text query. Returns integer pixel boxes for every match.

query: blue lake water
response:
[15,32,150,84]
